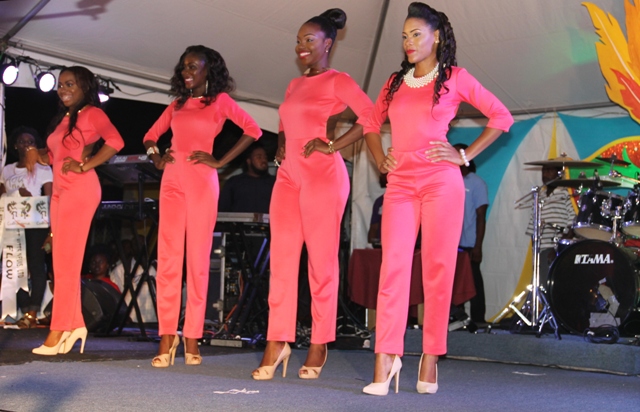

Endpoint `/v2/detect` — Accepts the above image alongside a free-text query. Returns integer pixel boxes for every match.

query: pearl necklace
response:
[403,64,439,88]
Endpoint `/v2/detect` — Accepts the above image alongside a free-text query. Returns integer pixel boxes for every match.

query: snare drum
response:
[547,240,639,335]
[574,190,624,241]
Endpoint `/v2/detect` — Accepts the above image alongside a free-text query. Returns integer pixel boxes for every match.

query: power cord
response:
[584,325,619,344]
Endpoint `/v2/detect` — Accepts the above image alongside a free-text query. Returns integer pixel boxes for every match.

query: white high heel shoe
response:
[363,355,402,396]
[32,331,71,356]
[416,354,438,394]
[59,327,88,354]
[252,342,291,380]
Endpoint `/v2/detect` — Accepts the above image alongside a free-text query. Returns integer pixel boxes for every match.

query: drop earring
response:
[205,80,209,91]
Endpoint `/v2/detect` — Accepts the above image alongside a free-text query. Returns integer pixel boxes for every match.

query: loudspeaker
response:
[81,279,127,332]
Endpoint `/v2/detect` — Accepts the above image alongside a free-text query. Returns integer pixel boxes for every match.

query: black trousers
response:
[460,248,486,323]
[16,228,50,314]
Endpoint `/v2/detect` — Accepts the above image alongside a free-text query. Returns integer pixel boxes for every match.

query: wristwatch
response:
[146,146,160,156]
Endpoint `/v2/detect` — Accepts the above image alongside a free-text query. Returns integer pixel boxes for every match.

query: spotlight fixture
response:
[97,77,114,103]
[0,56,19,85]
[35,70,56,92]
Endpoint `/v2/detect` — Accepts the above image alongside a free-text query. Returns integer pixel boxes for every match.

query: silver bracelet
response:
[458,148,470,167]
[274,158,281,167]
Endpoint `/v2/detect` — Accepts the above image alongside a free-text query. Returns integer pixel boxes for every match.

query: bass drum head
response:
[548,240,638,335]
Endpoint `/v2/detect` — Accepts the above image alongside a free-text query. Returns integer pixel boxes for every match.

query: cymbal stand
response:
[494,184,561,339]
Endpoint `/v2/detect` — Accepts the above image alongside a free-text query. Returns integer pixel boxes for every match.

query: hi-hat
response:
[525,157,597,168]
[596,156,631,166]
[547,178,620,188]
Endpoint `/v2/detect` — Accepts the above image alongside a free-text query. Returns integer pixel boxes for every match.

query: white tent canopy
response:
[0,0,627,131]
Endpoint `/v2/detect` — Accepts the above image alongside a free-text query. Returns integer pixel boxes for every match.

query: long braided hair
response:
[384,2,457,108]
[48,66,101,149]
[171,45,235,110]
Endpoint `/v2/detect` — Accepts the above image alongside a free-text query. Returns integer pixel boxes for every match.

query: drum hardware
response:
[596,155,631,166]
[494,185,561,339]
[524,154,597,168]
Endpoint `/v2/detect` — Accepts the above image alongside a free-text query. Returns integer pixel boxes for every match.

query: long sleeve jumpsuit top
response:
[363,67,513,355]
[268,69,373,344]
[47,105,124,331]
[143,94,262,338]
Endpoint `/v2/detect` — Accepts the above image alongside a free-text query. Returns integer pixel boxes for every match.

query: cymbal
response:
[596,156,631,166]
[548,178,621,188]
[525,158,597,168]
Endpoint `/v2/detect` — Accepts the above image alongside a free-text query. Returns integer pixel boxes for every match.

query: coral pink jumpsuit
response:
[47,106,124,331]
[268,70,373,344]
[364,67,513,355]
[143,94,261,339]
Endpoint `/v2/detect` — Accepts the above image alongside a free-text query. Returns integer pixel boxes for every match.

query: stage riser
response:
[372,329,640,375]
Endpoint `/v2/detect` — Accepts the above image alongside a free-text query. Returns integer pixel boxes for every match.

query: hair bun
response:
[320,8,346,30]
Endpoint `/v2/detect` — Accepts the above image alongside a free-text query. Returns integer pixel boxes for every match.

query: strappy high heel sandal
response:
[252,342,291,380]
[416,354,438,394]
[32,331,71,356]
[183,337,202,366]
[363,355,402,396]
[58,327,88,354]
[151,335,180,368]
[298,344,327,379]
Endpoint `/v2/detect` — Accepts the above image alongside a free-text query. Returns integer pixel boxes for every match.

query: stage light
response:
[97,78,114,103]
[0,56,19,85]
[35,70,56,92]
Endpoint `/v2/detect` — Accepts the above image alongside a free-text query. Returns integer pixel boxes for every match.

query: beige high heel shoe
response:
[152,335,180,368]
[183,337,202,366]
[252,342,291,380]
[416,354,438,394]
[32,331,71,356]
[298,344,327,379]
[58,327,88,354]
[363,355,402,396]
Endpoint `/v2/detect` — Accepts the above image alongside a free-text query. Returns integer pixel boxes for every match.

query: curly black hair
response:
[47,66,101,149]
[385,2,457,109]
[8,126,43,158]
[171,45,235,110]
[305,8,347,53]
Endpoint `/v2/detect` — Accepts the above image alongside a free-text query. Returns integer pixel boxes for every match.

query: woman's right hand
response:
[151,149,175,170]
[275,145,286,164]
[378,147,397,173]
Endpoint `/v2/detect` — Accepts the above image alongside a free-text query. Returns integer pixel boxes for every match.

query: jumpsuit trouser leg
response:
[374,152,464,356]
[156,156,218,338]
[49,173,101,331]
[267,149,349,344]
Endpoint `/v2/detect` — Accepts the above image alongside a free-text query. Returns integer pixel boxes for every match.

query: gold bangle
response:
[328,140,335,154]
[49,232,53,238]
[79,162,85,173]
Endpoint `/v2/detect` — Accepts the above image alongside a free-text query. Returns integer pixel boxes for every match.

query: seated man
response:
[219,142,276,214]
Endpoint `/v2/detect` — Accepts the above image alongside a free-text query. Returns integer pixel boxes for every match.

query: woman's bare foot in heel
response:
[183,337,202,365]
[152,334,179,368]
[42,330,66,347]
[418,354,438,383]
[252,341,291,380]
[299,343,327,379]
[372,353,396,383]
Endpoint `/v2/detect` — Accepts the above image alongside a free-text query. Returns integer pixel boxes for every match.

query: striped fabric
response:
[526,189,576,249]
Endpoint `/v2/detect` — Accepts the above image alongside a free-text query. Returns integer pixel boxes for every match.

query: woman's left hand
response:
[425,141,463,165]
[62,157,85,174]
[302,138,330,158]
[188,151,221,168]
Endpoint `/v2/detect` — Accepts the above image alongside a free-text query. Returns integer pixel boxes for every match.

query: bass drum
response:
[547,240,639,335]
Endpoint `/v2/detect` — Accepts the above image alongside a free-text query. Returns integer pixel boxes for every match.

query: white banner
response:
[1,227,29,320]
[4,195,50,229]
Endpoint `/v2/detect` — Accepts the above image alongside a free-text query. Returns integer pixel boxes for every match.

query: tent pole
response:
[0,0,51,47]
[362,0,390,93]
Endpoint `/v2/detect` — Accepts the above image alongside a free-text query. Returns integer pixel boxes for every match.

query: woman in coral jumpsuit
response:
[252,8,373,380]
[31,66,125,355]
[144,45,262,367]
[362,3,513,395]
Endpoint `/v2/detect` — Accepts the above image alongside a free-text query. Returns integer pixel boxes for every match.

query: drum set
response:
[497,155,640,338]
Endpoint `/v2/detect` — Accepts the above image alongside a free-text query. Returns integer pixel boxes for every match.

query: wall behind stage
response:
[349,106,640,320]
